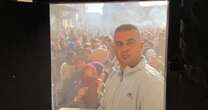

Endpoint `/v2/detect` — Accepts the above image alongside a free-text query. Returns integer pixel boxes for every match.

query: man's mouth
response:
[121,54,129,60]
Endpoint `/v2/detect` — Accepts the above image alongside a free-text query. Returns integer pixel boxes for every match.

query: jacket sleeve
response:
[139,77,164,110]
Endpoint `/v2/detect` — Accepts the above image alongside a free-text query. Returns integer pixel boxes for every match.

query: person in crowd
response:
[145,48,164,76]
[89,46,110,65]
[90,61,105,96]
[73,64,99,109]
[58,51,77,107]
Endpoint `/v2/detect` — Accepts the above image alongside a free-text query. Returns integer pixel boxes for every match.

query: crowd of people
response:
[51,26,166,110]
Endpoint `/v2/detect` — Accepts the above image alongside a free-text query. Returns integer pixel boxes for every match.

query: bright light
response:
[75,14,79,21]
[17,0,32,2]
[86,3,104,14]
[139,1,168,7]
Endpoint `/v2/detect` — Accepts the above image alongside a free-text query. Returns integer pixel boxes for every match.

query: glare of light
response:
[86,3,104,14]
[75,14,79,21]
[17,0,32,2]
[139,1,168,7]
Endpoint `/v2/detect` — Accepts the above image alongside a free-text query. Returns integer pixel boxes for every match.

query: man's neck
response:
[129,57,142,68]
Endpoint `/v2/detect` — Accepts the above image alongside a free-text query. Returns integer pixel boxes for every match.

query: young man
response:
[99,24,164,110]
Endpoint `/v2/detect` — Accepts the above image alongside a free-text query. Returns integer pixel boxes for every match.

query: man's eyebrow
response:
[127,38,137,42]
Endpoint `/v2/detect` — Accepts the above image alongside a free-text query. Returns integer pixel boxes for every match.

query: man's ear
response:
[140,36,144,45]
[138,39,144,53]
[112,43,116,50]
[141,40,144,48]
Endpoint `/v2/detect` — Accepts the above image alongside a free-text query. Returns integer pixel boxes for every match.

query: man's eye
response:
[116,42,123,46]
[127,41,136,46]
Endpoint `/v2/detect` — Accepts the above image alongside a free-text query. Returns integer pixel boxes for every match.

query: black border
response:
[2,0,196,110]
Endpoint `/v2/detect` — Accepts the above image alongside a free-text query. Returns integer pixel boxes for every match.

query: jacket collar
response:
[123,56,146,76]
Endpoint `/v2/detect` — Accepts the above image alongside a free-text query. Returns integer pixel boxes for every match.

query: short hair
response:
[114,24,140,36]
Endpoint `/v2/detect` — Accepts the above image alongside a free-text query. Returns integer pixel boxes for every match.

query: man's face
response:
[114,30,143,67]
[148,55,159,68]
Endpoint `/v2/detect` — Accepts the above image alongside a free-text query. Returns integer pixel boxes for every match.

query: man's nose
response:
[121,44,129,53]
